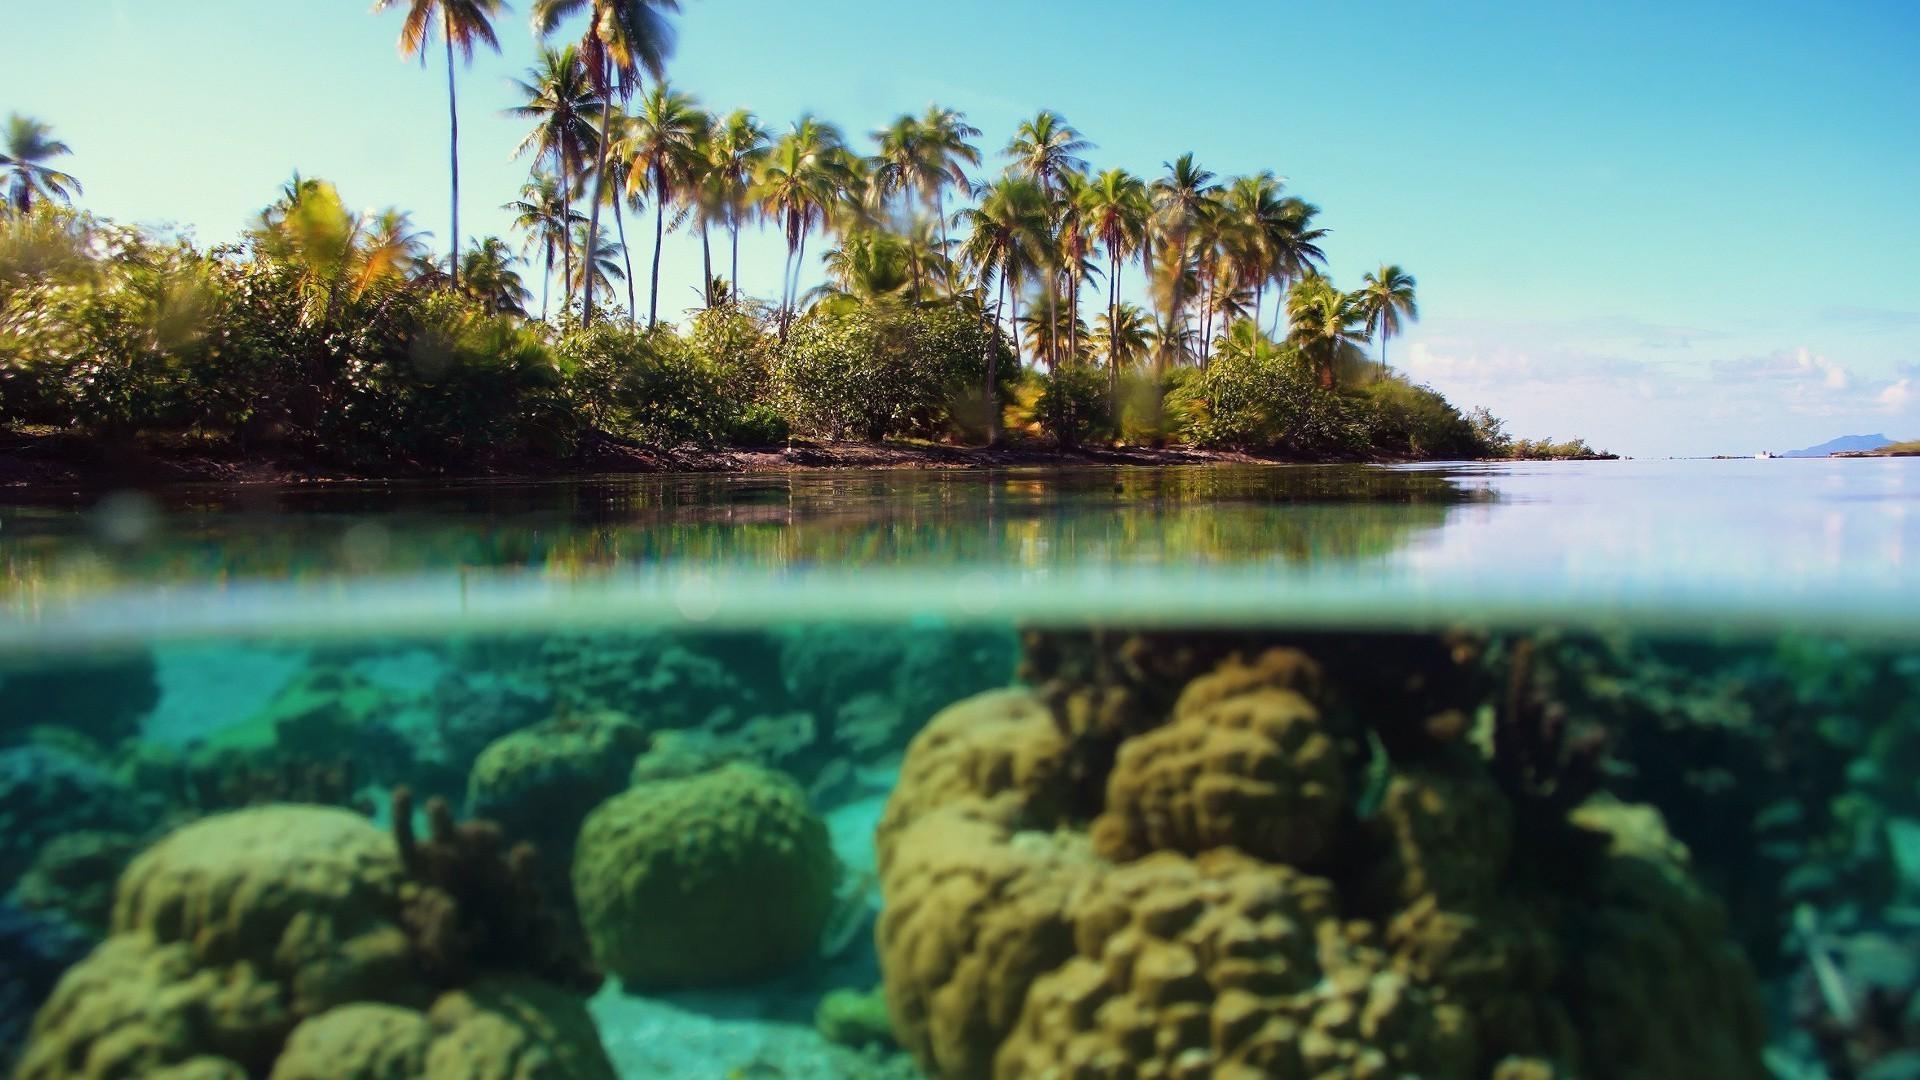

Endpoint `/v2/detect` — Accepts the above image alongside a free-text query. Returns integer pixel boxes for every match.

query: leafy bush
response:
[556,323,731,447]
[1032,362,1115,448]
[776,301,1015,441]
[1355,379,1482,459]
[1186,328,1363,455]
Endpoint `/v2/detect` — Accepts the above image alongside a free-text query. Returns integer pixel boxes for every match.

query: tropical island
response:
[0,2,1605,486]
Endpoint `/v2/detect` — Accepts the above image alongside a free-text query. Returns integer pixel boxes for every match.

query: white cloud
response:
[1879,379,1913,411]
[1713,345,1849,389]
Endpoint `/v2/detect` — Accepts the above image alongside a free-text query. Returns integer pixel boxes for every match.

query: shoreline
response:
[0,428,1616,492]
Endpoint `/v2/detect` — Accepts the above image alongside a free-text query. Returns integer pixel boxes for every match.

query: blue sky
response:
[6,0,1917,455]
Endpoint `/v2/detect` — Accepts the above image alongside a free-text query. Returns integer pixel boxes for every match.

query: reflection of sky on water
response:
[1,460,1916,647]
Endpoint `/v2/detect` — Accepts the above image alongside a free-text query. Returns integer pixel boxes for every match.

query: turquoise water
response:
[2,460,1918,1078]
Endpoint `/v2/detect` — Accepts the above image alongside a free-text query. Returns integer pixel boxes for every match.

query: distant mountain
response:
[1779,434,1894,458]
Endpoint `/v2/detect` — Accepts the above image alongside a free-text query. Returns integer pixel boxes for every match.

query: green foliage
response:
[776,301,1015,441]
[1186,325,1363,454]
[1507,436,1604,460]
[1031,362,1115,448]
[1355,379,1483,460]
[555,322,731,446]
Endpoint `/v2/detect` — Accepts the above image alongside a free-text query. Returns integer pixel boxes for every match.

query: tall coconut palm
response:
[503,174,580,320]
[1150,154,1218,372]
[461,236,533,316]
[705,109,770,301]
[532,0,680,326]
[1005,110,1089,196]
[958,176,1051,444]
[752,116,850,338]
[1287,274,1370,390]
[1079,168,1152,401]
[622,84,707,327]
[372,0,505,290]
[1220,172,1285,323]
[568,219,625,305]
[811,228,914,304]
[2,114,81,215]
[1091,301,1154,376]
[507,45,602,314]
[1357,263,1418,373]
[920,105,981,295]
[1267,198,1329,335]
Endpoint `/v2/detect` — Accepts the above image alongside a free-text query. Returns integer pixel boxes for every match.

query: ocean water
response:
[1,460,1917,1078]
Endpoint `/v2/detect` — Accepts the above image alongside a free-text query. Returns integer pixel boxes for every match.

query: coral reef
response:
[573,762,838,989]
[390,787,599,993]
[777,623,1018,759]
[11,828,148,934]
[0,743,151,889]
[13,804,614,1078]
[817,985,899,1051]
[130,744,372,816]
[878,635,1767,1079]
[466,708,649,893]
[0,899,92,1075]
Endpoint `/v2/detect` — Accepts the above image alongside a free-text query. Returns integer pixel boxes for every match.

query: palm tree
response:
[1267,198,1329,335]
[508,45,602,314]
[1287,274,1369,390]
[1091,301,1154,376]
[461,236,533,316]
[590,115,644,327]
[919,105,982,295]
[532,0,680,326]
[363,209,435,287]
[1356,264,1418,373]
[812,229,913,304]
[622,83,707,327]
[1,114,81,215]
[752,116,850,339]
[372,0,505,290]
[568,219,626,305]
[504,173,582,321]
[1079,168,1152,402]
[958,176,1051,444]
[1150,154,1218,372]
[1005,110,1089,196]
[705,109,770,301]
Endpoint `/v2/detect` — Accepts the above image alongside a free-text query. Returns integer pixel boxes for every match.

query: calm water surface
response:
[1,458,1915,646]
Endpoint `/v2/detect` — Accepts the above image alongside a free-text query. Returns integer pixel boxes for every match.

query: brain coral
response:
[572,762,837,989]
[467,708,649,888]
[877,640,1766,1080]
[15,804,615,1079]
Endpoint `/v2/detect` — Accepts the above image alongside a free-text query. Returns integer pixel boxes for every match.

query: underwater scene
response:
[0,463,1917,1080]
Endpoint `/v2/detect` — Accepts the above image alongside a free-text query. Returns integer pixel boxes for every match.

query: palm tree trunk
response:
[444,16,461,292]
[1009,272,1022,369]
[936,189,956,296]
[1108,251,1121,406]
[700,220,713,307]
[650,172,666,327]
[584,89,615,327]
[560,158,575,318]
[541,245,552,322]
[984,273,1006,447]
[730,216,742,303]
[612,189,636,328]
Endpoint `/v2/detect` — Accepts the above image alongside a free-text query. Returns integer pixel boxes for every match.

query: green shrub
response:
[776,301,1015,442]
[1356,379,1482,459]
[1187,327,1363,455]
[1032,362,1115,448]
[555,323,731,447]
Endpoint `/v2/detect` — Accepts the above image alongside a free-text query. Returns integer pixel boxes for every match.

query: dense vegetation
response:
[0,0,1599,470]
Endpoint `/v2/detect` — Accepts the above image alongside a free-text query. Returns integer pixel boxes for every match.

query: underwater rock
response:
[877,640,1768,1080]
[14,804,617,1078]
[0,744,149,889]
[466,708,648,888]
[0,649,160,749]
[536,632,770,729]
[11,828,149,934]
[573,762,837,989]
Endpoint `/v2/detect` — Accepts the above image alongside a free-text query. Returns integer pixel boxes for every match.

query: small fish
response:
[1355,729,1392,820]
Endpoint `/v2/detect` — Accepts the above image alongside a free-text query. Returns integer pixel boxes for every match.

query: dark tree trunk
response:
[584,89,615,326]
[444,16,461,291]
[650,168,666,327]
